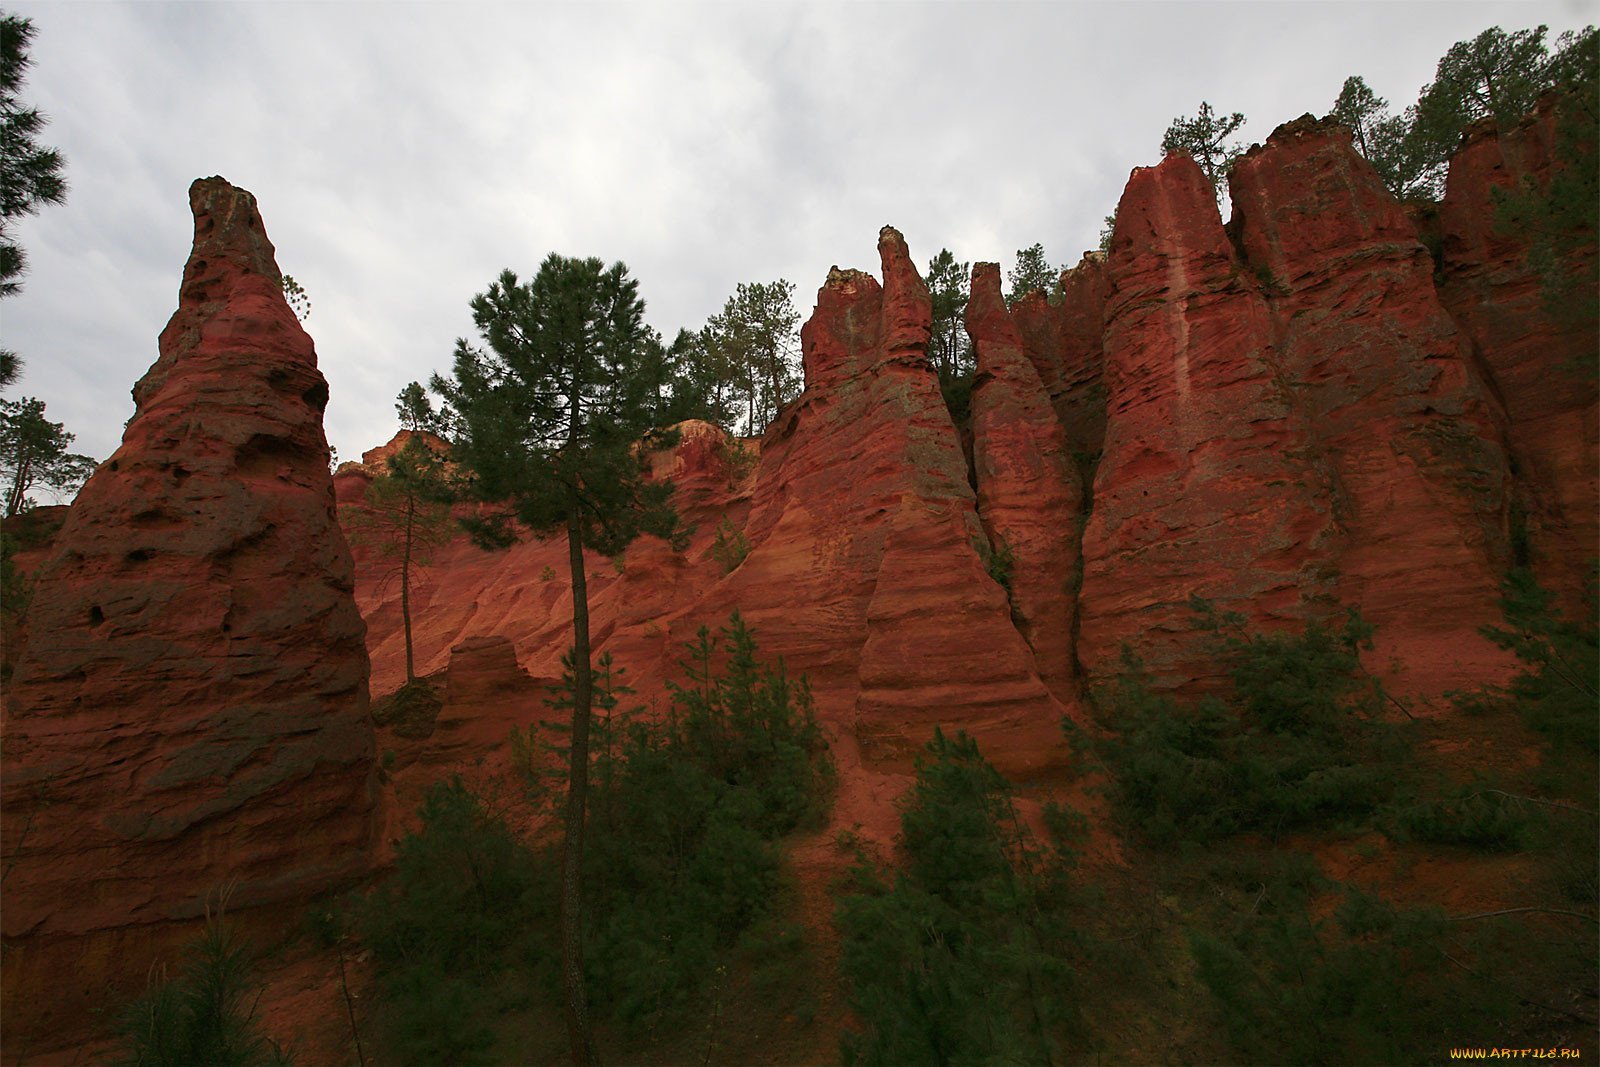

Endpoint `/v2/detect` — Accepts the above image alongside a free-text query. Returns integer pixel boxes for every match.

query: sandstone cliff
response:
[0,177,376,1051]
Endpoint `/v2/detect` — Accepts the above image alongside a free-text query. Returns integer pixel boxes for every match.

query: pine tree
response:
[925,249,971,380]
[431,254,682,1065]
[1160,101,1247,194]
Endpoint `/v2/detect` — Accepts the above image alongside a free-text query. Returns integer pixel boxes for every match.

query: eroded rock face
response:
[966,262,1084,701]
[1011,254,1109,465]
[1079,153,1334,685]
[1230,117,1517,695]
[1,177,376,1047]
[704,227,1070,772]
[1433,99,1599,616]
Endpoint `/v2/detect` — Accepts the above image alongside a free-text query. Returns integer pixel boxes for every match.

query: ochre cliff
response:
[1078,151,1335,688]
[1431,96,1598,617]
[0,178,376,1053]
[1229,116,1518,697]
[966,261,1084,702]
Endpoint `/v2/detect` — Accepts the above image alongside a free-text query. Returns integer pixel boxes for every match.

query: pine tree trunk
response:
[560,500,599,1066]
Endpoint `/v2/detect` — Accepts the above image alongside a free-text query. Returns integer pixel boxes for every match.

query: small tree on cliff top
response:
[1161,100,1247,195]
[431,254,681,1066]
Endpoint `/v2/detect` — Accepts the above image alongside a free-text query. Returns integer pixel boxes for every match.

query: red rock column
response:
[1012,253,1110,466]
[966,262,1084,701]
[1079,153,1333,686]
[693,227,1072,775]
[1230,117,1516,696]
[1433,100,1598,616]
[1,177,376,1050]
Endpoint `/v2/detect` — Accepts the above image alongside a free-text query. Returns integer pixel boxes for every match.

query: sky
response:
[3,0,1597,485]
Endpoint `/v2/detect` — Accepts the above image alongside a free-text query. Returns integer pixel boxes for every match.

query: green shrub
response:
[1192,885,1517,1065]
[118,907,289,1067]
[1481,567,1599,755]
[837,729,1082,1066]
[708,517,750,573]
[1383,778,1536,852]
[358,776,541,1064]
[511,614,833,1036]
[1091,605,1400,847]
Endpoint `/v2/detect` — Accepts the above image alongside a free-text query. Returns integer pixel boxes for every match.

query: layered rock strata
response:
[1230,117,1517,694]
[1432,98,1598,615]
[1078,152,1334,684]
[0,177,376,1048]
[700,227,1072,772]
[966,262,1084,701]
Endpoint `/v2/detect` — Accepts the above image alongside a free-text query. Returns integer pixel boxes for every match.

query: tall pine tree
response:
[431,254,682,1066]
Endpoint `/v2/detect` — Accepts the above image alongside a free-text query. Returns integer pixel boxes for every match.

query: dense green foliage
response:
[363,617,831,1058]
[1188,863,1518,1066]
[697,279,802,436]
[361,778,538,1064]
[1159,101,1247,192]
[1004,242,1062,306]
[1481,567,1599,755]
[925,248,971,381]
[0,394,95,515]
[1333,23,1596,200]
[1084,604,1397,848]
[0,12,66,304]
[708,515,750,573]
[836,730,1083,1066]
[432,255,682,556]
[117,910,288,1067]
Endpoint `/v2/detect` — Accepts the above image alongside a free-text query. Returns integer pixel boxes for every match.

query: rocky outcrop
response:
[1078,153,1334,685]
[701,227,1071,772]
[1230,117,1517,695]
[1433,98,1598,615]
[0,177,376,1049]
[966,262,1084,701]
[1011,254,1109,465]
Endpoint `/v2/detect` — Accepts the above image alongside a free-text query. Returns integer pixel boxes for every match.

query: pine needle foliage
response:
[837,729,1083,1066]
[1088,602,1400,848]
[117,903,289,1067]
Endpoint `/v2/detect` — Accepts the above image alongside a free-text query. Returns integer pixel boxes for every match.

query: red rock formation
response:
[1011,254,1109,463]
[1230,117,1517,695]
[699,227,1072,773]
[1078,153,1334,685]
[1433,98,1599,614]
[0,177,375,1049]
[966,261,1084,701]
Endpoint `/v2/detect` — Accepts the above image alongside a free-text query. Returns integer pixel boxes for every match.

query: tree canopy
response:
[1004,243,1062,307]
[0,395,95,516]
[925,248,971,381]
[1160,101,1247,193]
[1333,23,1597,201]
[431,253,683,1065]
[0,13,65,301]
[697,279,801,437]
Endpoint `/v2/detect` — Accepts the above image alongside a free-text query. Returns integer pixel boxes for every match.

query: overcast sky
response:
[3,1,1596,481]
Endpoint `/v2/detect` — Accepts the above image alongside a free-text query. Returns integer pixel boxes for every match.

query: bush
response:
[118,905,288,1067]
[358,776,540,1064]
[1481,567,1599,755]
[708,517,750,573]
[1091,605,1400,847]
[837,729,1082,1065]
[506,614,833,1038]
[1383,778,1536,852]
[1192,884,1517,1065]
